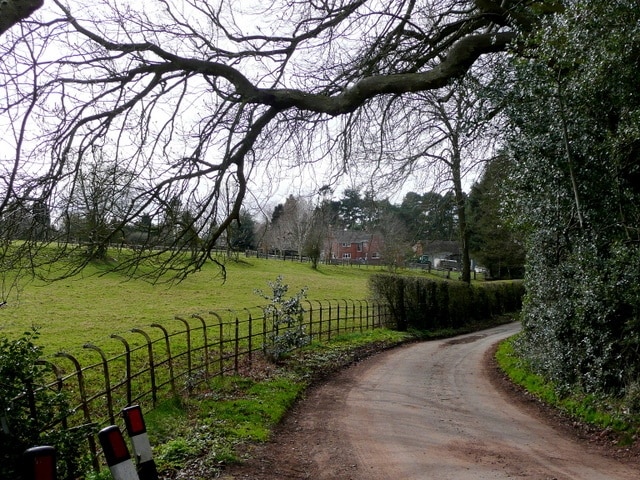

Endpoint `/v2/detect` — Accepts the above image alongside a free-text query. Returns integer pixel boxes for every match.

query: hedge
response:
[369,274,524,331]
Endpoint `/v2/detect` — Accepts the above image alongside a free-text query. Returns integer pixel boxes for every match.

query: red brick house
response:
[324,230,384,264]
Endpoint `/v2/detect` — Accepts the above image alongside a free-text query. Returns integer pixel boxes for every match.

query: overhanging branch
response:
[256,32,515,115]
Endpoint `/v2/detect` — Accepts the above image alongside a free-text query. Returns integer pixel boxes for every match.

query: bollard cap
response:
[23,446,56,480]
[98,425,131,466]
[123,405,147,436]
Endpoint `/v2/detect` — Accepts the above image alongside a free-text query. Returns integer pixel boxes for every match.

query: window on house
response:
[371,252,380,259]
[343,253,351,259]
[341,242,350,247]
[356,243,362,252]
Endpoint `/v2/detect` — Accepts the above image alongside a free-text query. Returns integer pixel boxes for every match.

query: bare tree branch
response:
[0,0,550,283]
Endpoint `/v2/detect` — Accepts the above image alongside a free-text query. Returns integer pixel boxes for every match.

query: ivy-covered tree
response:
[505,0,640,397]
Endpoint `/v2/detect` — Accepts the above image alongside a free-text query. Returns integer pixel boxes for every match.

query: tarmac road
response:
[219,322,640,479]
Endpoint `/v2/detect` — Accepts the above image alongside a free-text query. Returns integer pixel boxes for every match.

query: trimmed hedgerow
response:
[369,274,524,331]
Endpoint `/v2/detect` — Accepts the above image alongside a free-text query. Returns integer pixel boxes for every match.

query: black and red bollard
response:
[98,425,140,480]
[23,446,56,480]
[122,405,159,480]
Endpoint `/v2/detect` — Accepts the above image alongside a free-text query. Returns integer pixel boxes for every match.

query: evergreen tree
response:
[505,0,640,396]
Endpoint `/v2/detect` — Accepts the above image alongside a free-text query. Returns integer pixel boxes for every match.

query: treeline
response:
[0,175,524,280]
[0,147,526,280]
[251,185,525,277]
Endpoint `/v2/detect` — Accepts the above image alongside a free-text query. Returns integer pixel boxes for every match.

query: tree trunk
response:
[452,148,472,284]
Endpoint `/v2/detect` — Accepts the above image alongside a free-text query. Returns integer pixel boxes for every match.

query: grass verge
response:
[137,328,411,478]
[495,334,640,446]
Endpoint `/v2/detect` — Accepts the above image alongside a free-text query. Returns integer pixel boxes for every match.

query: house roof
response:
[421,240,460,254]
[332,230,377,244]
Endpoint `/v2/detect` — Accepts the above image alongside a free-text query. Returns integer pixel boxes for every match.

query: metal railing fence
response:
[11,299,392,474]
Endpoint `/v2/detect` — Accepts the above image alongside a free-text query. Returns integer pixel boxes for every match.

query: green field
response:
[0,257,389,354]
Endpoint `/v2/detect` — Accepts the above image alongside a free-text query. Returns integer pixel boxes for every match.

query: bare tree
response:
[377,209,410,272]
[343,71,501,282]
[267,195,315,260]
[303,211,326,269]
[61,148,137,260]
[0,0,550,282]
[415,77,501,283]
[304,188,334,269]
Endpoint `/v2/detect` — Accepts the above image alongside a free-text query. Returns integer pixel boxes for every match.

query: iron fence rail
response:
[13,299,392,474]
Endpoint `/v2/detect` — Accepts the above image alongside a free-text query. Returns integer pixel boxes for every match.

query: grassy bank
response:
[495,335,640,446]
[0,257,388,353]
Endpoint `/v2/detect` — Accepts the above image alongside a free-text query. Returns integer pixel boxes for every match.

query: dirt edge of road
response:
[203,338,640,479]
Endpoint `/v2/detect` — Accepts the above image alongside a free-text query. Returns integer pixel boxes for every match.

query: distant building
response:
[324,230,384,264]
[420,240,461,270]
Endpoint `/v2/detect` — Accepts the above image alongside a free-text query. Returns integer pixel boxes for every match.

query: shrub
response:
[255,276,310,362]
[0,329,90,479]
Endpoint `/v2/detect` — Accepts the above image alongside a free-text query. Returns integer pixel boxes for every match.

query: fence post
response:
[150,324,176,397]
[343,299,350,334]
[315,300,323,341]
[174,317,192,379]
[231,311,239,374]
[54,352,99,472]
[191,314,209,380]
[209,311,224,376]
[130,329,157,407]
[364,300,370,330]
[326,299,333,341]
[110,335,133,406]
[350,299,355,332]
[83,343,115,425]
[244,308,253,363]
[261,308,267,353]
[305,300,313,342]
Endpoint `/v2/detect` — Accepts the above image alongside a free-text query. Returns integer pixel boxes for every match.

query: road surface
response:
[219,323,640,479]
